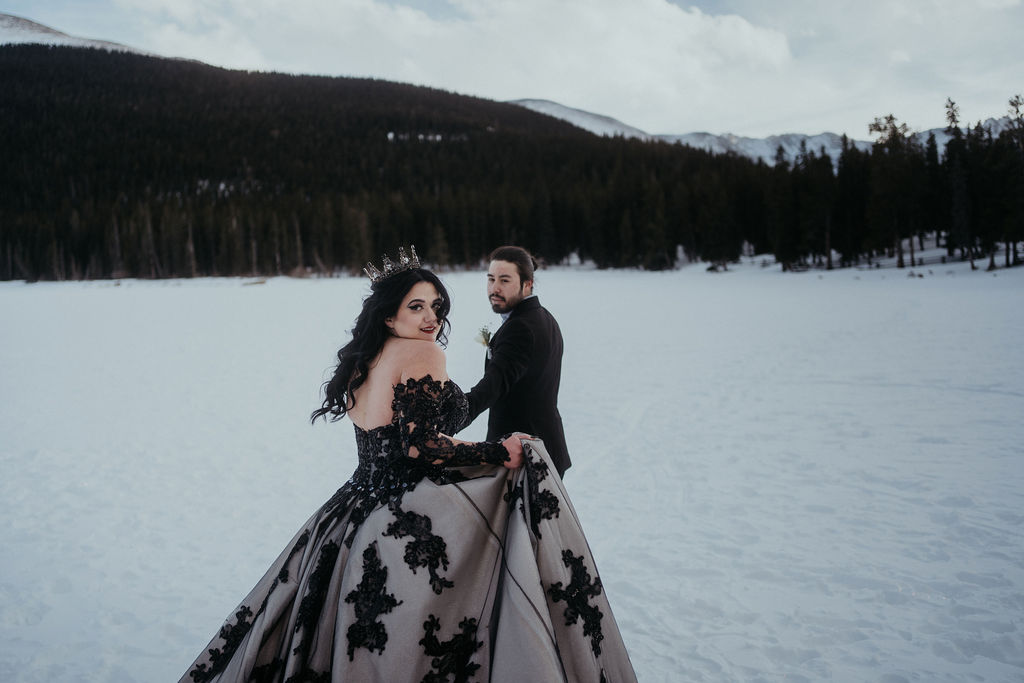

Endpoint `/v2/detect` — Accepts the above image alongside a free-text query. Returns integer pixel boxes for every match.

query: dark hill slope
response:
[0,44,760,279]
[1,44,592,194]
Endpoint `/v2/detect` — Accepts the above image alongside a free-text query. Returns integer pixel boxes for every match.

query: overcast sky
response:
[6,0,1023,137]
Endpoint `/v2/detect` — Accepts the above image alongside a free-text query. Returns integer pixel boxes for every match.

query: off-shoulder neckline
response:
[350,375,459,433]
[395,373,451,389]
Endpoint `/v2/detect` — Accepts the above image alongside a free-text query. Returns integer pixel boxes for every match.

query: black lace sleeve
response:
[392,376,510,467]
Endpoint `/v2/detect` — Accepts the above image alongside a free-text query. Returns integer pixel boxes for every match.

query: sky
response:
[3,0,1023,138]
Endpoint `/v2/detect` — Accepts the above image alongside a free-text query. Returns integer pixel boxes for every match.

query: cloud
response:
[687,0,1024,134]
[889,50,912,65]
[974,0,1020,9]
[105,0,794,133]
[25,0,1024,136]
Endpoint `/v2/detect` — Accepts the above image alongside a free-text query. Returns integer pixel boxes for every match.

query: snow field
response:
[1,257,1022,682]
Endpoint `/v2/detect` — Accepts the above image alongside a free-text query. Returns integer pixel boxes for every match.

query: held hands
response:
[500,432,533,469]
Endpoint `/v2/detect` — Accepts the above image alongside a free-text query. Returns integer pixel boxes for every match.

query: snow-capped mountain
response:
[671,118,1012,166]
[509,98,875,164]
[660,130,872,165]
[510,99,654,140]
[0,12,147,54]
[921,117,1012,152]
[510,98,1014,167]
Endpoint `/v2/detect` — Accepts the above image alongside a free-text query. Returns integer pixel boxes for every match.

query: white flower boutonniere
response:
[475,325,493,359]
[475,325,492,347]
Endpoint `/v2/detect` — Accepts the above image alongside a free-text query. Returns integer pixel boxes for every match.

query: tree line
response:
[1,44,1021,280]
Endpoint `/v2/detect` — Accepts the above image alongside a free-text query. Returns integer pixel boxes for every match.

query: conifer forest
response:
[2,44,1022,280]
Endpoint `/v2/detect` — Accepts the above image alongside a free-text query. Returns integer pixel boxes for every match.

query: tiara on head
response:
[364,245,421,283]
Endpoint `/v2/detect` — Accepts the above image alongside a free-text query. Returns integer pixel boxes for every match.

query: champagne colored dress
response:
[181,376,637,683]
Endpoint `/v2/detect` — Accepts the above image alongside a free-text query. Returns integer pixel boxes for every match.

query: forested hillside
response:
[1,44,1021,279]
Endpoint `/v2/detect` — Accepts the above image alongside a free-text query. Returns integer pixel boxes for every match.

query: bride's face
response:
[386,281,443,341]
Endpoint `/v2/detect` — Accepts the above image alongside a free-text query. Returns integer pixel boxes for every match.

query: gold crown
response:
[364,245,421,283]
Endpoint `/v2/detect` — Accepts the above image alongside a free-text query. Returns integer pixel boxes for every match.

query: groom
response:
[460,246,571,477]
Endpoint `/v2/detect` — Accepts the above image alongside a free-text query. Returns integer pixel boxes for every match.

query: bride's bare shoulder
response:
[380,338,447,382]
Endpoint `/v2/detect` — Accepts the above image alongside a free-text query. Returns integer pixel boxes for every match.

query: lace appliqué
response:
[328,377,508,551]
[384,503,454,594]
[393,376,509,467]
[187,377,514,681]
[284,671,331,683]
[292,540,341,657]
[504,449,560,539]
[274,529,308,587]
[419,614,483,683]
[344,542,403,660]
[187,605,254,682]
[548,549,606,656]
[332,432,441,550]
[187,528,313,682]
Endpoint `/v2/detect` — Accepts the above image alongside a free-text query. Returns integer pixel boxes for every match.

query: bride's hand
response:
[500,432,531,469]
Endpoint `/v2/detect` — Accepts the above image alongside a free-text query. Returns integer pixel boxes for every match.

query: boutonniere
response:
[475,325,493,358]
[475,325,492,347]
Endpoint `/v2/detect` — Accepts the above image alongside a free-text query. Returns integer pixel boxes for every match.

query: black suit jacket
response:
[462,296,571,476]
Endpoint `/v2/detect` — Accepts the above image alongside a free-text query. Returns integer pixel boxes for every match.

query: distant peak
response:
[509,99,652,140]
[0,13,68,37]
[511,96,1014,168]
[0,12,147,55]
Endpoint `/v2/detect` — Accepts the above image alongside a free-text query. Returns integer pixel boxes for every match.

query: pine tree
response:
[924,133,944,250]
[944,98,974,268]
[868,114,923,269]
[1006,94,1024,266]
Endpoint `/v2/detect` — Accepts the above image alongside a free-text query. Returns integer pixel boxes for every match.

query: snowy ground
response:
[1,254,1022,682]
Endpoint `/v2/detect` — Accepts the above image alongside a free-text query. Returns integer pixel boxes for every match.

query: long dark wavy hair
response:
[310,268,451,423]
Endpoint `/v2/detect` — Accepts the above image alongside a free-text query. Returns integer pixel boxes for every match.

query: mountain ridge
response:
[2,12,1013,168]
[510,98,1013,167]
[0,12,150,55]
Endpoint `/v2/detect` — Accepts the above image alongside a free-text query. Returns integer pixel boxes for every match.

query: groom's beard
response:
[489,289,524,314]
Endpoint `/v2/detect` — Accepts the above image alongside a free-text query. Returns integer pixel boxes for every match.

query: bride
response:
[180,247,637,683]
